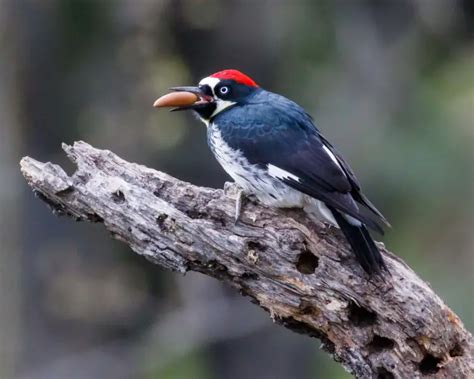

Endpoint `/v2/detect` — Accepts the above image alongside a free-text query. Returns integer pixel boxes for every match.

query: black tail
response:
[331,209,388,276]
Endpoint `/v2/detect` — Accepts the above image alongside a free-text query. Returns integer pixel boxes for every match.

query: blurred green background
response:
[0,1,473,378]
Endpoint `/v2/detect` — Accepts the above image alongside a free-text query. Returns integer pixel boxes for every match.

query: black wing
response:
[318,134,390,227]
[215,91,387,232]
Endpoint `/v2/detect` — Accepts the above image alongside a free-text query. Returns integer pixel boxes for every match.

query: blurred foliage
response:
[0,1,472,378]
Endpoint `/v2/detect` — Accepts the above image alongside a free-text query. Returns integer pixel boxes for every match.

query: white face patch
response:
[198,76,236,118]
[199,77,220,92]
[212,99,236,117]
[267,164,300,182]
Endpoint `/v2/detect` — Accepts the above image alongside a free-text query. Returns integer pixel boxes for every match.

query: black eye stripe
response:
[215,82,233,98]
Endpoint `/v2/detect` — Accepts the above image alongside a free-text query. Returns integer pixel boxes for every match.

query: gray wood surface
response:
[20,141,473,378]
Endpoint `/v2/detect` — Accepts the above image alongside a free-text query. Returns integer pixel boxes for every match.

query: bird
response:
[153,69,390,276]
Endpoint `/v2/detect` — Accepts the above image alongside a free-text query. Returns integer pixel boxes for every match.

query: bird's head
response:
[154,69,259,123]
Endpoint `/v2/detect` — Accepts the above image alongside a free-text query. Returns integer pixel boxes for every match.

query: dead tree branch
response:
[20,141,473,378]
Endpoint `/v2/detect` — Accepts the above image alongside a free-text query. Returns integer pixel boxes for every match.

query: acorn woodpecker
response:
[154,69,390,275]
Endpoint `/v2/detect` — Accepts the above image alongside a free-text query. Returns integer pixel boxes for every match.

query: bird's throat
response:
[192,102,216,123]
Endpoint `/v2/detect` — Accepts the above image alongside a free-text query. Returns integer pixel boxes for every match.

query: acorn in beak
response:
[153,87,213,112]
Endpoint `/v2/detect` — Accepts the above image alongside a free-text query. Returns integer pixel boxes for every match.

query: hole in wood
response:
[347,301,377,327]
[419,354,441,375]
[298,300,319,316]
[111,190,125,203]
[368,335,395,352]
[245,241,265,264]
[376,367,394,379]
[207,260,229,277]
[246,241,266,251]
[241,272,258,280]
[185,209,205,219]
[86,213,103,223]
[296,250,319,274]
[280,316,322,339]
[449,343,463,357]
[156,213,168,229]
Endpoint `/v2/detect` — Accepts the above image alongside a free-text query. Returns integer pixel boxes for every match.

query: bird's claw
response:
[234,189,244,224]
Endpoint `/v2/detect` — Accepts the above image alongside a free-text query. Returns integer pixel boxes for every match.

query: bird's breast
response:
[207,123,304,208]
[207,123,255,186]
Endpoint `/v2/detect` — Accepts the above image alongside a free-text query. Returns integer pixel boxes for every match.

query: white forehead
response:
[199,76,220,89]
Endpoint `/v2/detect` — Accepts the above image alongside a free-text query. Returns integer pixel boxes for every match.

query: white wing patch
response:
[268,164,300,182]
[322,145,346,176]
[322,145,340,166]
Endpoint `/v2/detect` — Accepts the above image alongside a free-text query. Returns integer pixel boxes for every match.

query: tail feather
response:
[330,208,388,275]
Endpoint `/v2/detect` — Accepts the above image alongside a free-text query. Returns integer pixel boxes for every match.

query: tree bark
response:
[20,141,473,378]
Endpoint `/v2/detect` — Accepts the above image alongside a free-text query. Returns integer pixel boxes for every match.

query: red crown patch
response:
[210,69,258,87]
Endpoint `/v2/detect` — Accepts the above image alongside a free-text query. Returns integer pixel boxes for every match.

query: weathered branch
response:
[20,141,473,378]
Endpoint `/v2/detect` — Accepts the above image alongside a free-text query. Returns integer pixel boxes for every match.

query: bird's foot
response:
[234,189,244,224]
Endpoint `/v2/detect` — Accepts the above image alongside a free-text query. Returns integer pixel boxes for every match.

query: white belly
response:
[208,124,338,226]
[208,125,303,207]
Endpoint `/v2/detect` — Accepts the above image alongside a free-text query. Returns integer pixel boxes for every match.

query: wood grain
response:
[20,141,473,378]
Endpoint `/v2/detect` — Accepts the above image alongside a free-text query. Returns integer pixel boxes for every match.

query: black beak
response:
[168,86,213,112]
[169,86,202,94]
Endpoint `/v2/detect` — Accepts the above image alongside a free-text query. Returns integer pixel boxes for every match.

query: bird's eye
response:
[219,86,229,95]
